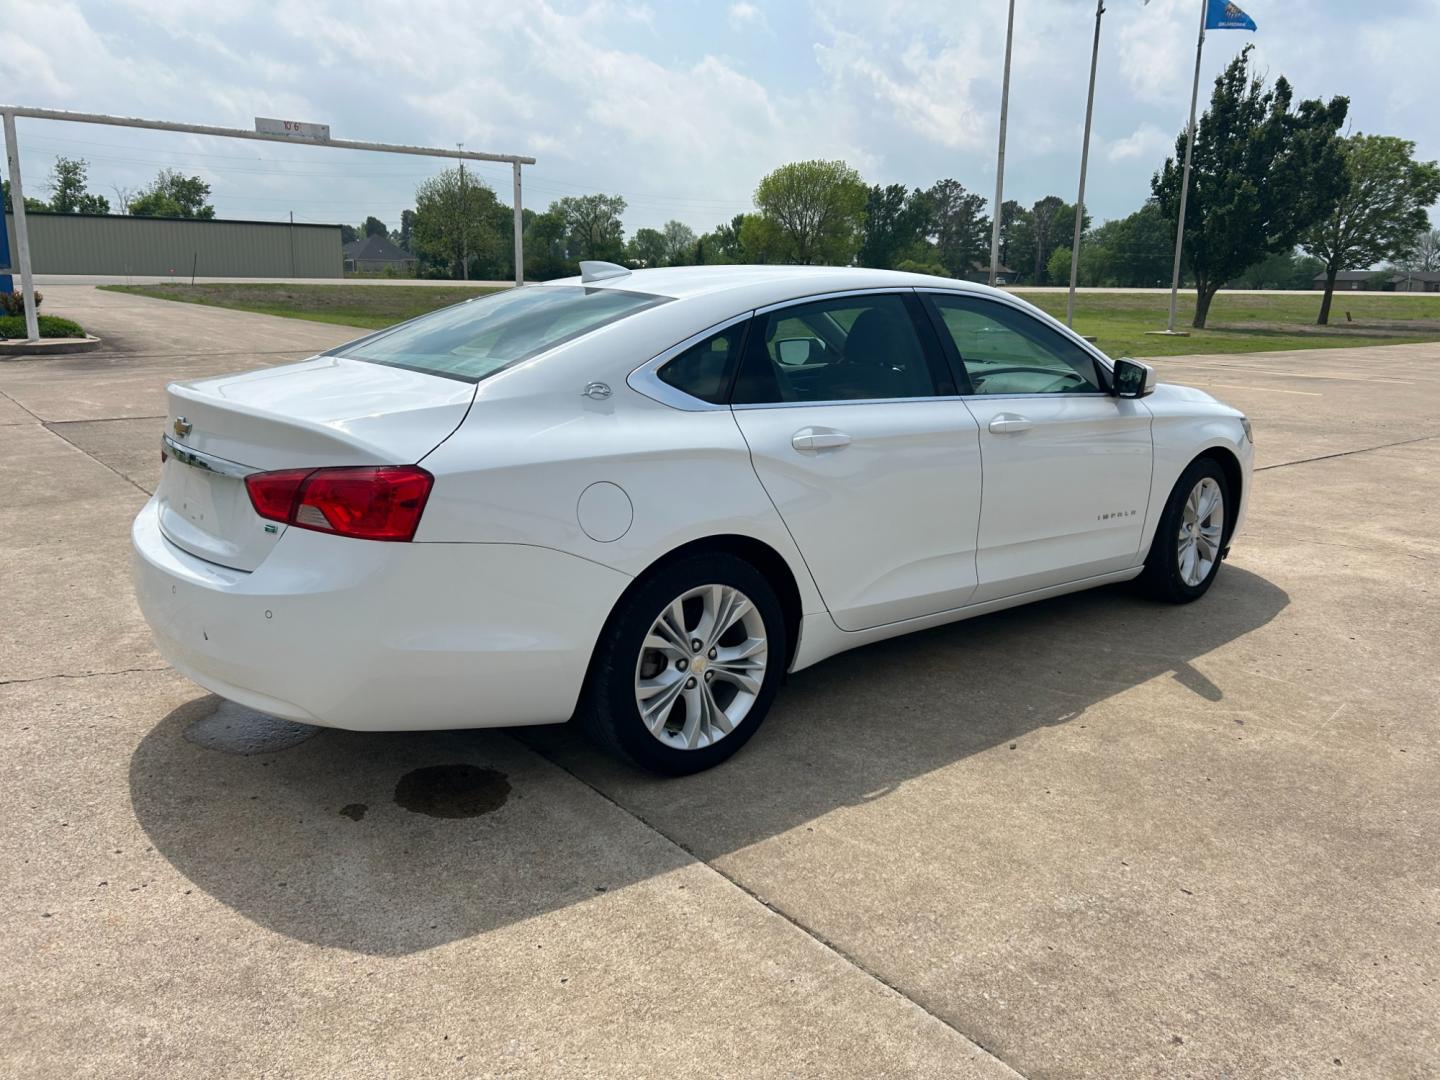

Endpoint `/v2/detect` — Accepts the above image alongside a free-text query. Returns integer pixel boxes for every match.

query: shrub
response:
[0,289,43,315]
[0,313,84,340]
[895,258,948,278]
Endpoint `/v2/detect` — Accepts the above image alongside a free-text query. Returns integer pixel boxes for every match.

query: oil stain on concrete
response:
[393,764,511,819]
[183,699,319,755]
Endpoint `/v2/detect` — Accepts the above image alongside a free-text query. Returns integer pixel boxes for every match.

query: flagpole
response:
[1163,0,1208,334]
[988,0,1016,287]
[1066,0,1104,327]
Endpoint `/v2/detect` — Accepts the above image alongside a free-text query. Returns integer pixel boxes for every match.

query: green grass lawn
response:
[101,281,1440,357]
[99,282,503,331]
[1018,290,1440,358]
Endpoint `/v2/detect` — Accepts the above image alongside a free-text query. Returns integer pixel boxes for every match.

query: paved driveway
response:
[3,286,1437,1078]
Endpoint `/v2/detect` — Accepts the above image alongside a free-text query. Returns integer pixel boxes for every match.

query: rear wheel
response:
[580,553,787,774]
[1141,457,1229,603]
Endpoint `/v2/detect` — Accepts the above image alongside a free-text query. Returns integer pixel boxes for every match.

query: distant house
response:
[963,263,1015,286]
[1383,271,1440,293]
[343,235,417,275]
[1312,270,1379,292]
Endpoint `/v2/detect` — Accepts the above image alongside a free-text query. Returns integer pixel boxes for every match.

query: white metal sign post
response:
[2,111,40,342]
[0,105,536,342]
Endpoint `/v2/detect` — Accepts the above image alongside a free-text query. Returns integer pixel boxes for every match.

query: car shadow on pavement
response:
[130,566,1288,956]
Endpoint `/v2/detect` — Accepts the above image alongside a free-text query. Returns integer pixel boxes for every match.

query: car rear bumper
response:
[131,498,631,731]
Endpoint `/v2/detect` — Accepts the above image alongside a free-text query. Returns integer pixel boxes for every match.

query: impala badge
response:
[173,416,192,438]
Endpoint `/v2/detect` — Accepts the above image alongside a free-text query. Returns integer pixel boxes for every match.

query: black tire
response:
[1140,456,1230,604]
[579,552,788,775]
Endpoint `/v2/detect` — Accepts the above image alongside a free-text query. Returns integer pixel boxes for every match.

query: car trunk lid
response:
[157,356,472,571]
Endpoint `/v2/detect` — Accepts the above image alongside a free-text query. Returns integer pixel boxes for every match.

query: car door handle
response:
[791,427,852,452]
[988,414,1033,434]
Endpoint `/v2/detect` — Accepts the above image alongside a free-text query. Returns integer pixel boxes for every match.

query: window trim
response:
[627,311,755,412]
[915,288,1115,396]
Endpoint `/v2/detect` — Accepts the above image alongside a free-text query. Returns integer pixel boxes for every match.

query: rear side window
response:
[732,292,953,404]
[336,286,667,383]
[657,322,747,404]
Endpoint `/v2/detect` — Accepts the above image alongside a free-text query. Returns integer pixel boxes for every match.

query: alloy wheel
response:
[634,584,768,750]
[1176,476,1224,587]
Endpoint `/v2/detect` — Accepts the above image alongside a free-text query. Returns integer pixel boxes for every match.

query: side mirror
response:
[776,337,826,366]
[1112,357,1156,398]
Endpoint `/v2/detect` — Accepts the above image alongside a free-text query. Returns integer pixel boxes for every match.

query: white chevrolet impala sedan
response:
[133,264,1252,773]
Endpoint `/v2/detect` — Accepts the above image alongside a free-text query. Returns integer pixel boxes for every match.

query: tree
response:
[858,183,930,270]
[362,215,388,238]
[339,224,359,244]
[393,209,417,253]
[554,194,627,262]
[1233,249,1324,290]
[738,213,785,263]
[129,169,216,219]
[997,199,1021,270]
[1398,226,1439,273]
[1152,47,1348,327]
[697,214,747,264]
[753,159,868,265]
[626,227,666,267]
[1046,245,1073,286]
[411,168,502,278]
[2,178,47,212]
[524,205,576,279]
[924,179,990,278]
[1302,135,1440,322]
[47,157,109,214]
[660,220,697,265]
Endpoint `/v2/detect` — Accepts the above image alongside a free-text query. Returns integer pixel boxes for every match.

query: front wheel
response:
[579,553,787,775]
[1141,458,1229,604]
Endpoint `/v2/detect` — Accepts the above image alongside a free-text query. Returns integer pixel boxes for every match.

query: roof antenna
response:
[579,260,631,283]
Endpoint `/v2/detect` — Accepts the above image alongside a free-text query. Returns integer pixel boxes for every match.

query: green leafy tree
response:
[47,157,109,214]
[362,215,388,238]
[626,227,667,267]
[554,194,627,262]
[1301,135,1440,323]
[393,209,417,253]
[2,178,48,212]
[339,224,358,244]
[660,220,697,265]
[697,214,747,264]
[524,205,577,279]
[924,179,990,278]
[996,199,1021,270]
[1153,47,1348,327]
[738,213,785,264]
[128,169,216,219]
[753,159,868,265]
[411,168,502,278]
[1046,245,1073,286]
[858,183,932,270]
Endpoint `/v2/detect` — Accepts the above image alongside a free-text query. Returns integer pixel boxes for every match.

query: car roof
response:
[537,264,1002,306]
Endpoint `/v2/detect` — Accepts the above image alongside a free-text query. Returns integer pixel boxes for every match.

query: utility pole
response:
[512,160,524,286]
[1066,0,1104,328]
[456,142,470,281]
[988,0,1016,287]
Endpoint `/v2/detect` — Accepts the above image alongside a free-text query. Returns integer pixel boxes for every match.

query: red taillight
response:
[245,466,433,542]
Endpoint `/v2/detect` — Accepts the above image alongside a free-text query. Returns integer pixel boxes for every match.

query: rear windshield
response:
[333,285,667,383]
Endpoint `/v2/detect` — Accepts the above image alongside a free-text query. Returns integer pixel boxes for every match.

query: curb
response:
[0,335,104,358]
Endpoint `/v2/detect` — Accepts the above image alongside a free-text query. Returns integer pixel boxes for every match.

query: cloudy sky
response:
[5,0,1436,236]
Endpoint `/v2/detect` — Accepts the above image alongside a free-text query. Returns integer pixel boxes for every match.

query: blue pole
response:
[0,204,12,294]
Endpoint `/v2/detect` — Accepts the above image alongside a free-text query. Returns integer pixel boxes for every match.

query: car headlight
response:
[1240,416,1253,443]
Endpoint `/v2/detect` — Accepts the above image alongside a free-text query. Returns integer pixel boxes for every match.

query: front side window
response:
[732,293,951,404]
[928,294,1104,395]
[336,285,667,383]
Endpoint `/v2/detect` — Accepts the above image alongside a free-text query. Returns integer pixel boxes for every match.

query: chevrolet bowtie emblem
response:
[173,416,192,438]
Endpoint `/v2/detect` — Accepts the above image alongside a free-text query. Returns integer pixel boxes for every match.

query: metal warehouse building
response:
[3,211,342,278]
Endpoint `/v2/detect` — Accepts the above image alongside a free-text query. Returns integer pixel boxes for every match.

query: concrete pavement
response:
[3,286,1438,1078]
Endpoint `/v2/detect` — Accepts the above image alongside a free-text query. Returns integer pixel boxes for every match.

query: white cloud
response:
[727,2,768,32]
[1107,123,1174,163]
